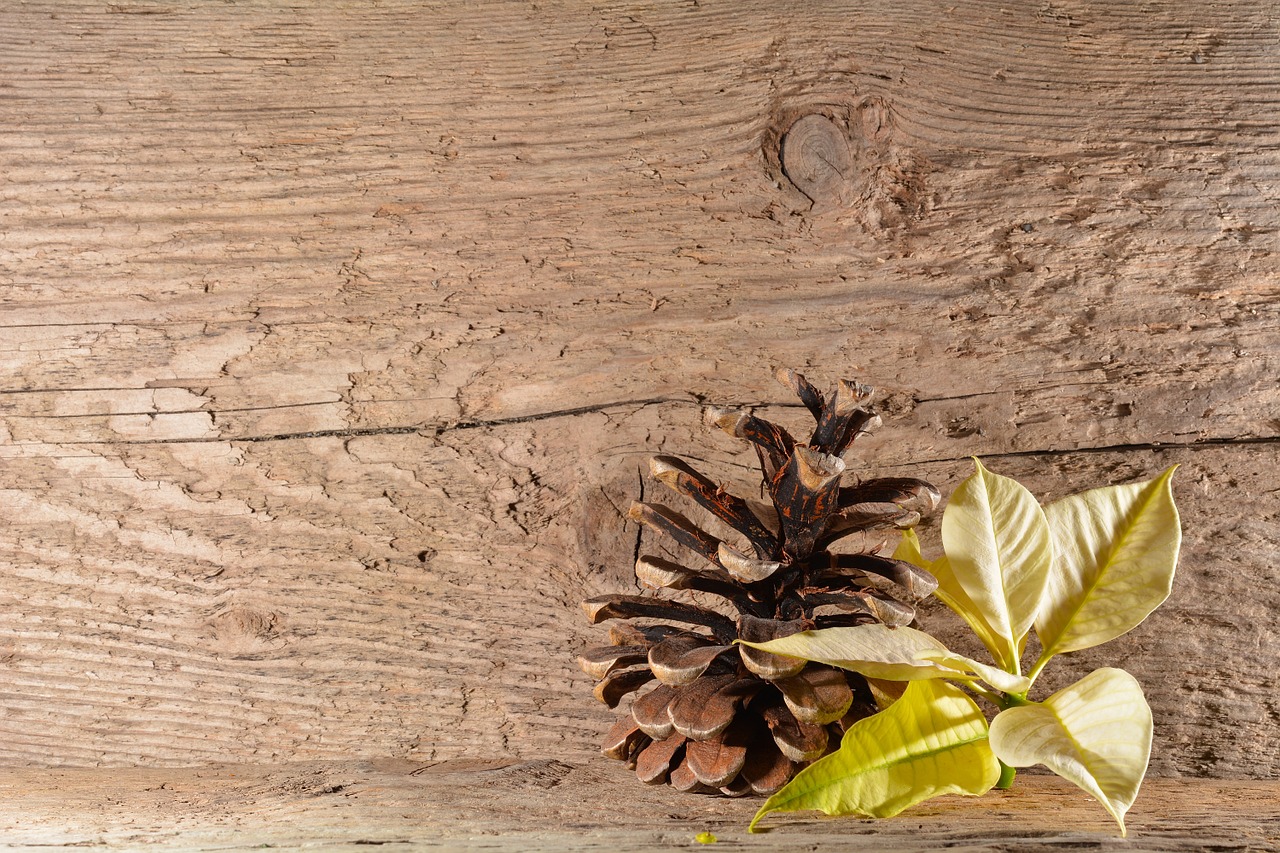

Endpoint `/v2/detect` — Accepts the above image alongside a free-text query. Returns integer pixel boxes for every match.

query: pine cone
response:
[579,369,941,795]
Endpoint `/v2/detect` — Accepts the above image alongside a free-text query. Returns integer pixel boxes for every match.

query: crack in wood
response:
[52,398,689,445]
[632,467,645,575]
[37,393,1280,473]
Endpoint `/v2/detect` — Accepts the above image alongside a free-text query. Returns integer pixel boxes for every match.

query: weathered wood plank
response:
[1,0,1278,779]
[1,761,1277,851]
[3,0,1277,445]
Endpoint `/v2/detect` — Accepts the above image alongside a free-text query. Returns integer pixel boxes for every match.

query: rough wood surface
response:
[1,761,1277,851]
[1,0,1278,785]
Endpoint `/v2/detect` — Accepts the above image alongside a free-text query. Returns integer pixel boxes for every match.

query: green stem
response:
[993,688,1034,710]
[964,684,1006,708]
[996,761,1017,789]
[992,689,1034,791]
[1025,653,1053,688]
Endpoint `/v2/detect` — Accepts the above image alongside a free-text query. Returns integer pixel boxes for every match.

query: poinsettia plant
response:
[742,459,1181,836]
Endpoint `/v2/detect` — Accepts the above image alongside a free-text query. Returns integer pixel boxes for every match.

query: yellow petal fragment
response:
[892,528,928,568]
[894,532,1016,673]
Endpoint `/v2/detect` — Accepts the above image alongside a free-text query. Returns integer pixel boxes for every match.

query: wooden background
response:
[2,0,1278,788]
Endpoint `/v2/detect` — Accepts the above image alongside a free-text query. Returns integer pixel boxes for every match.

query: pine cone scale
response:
[716,543,783,584]
[576,644,650,679]
[631,683,679,739]
[668,755,709,793]
[740,734,793,794]
[770,447,845,560]
[737,614,808,680]
[762,702,829,762]
[628,501,724,566]
[668,674,756,741]
[776,666,854,725]
[594,668,655,708]
[649,636,735,686]
[827,553,939,600]
[804,590,916,627]
[635,733,686,784]
[685,718,751,787]
[650,456,779,555]
[839,477,941,513]
[775,367,825,419]
[634,556,744,602]
[810,379,874,454]
[583,594,736,640]
[601,715,647,762]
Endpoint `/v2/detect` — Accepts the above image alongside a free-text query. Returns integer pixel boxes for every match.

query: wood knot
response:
[780,114,854,207]
[208,606,283,656]
[765,97,930,232]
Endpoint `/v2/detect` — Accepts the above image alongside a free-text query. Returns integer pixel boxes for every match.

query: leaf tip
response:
[1152,462,1180,491]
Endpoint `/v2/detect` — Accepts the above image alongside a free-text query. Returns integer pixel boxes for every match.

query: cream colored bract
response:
[1035,467,1181,666]
[989,667,1152,836]
[939,460,1052,675]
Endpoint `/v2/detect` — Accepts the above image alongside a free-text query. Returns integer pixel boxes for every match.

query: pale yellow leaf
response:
[894,532,1015,673]
[892,528,927,568]
[1036,467,1180,664]
[988,667,1152,836]
[914,649,1030,695]
[750,679,998,830]
[741,624,961,683]
[930,554,1019,673]
[744,624,1033,697]
[941,459,1052,674]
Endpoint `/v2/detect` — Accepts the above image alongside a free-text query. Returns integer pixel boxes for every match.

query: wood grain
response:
[1,0,1277,781]
[1,760,1277,850]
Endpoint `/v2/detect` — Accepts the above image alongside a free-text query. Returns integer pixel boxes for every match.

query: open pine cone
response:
[579,369,940,795]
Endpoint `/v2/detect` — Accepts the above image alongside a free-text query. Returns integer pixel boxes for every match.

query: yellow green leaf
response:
[988,667,1152,836]
[749,679,998,831]
[940,459,1052,674]
[1035,467,1180,666]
